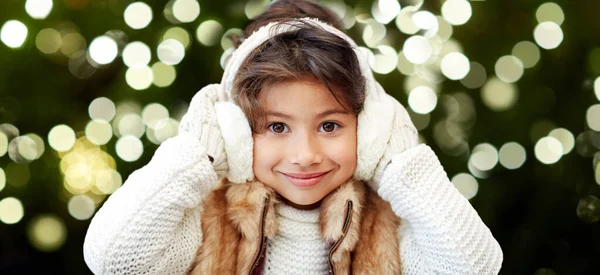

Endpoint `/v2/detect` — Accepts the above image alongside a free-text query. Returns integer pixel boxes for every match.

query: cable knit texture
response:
[378,144,503,274]
[263,204,329,275]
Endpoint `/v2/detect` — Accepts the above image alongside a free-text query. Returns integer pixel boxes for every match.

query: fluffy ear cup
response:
[214,101,254,183]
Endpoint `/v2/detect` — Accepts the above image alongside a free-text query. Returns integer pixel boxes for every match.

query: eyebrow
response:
[264,109,350,120]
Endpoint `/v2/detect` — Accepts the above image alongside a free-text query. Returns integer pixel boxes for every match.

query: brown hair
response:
[232,0,365,132]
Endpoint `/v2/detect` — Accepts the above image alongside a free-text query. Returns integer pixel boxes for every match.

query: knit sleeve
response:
[83,131,218,275]
[377,144,503,274]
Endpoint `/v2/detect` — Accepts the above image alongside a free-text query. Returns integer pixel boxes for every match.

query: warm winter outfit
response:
[83,18,503,274]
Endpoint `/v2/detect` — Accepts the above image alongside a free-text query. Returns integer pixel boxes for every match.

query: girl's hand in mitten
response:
[178,84,228,178]
[370,94,419,191]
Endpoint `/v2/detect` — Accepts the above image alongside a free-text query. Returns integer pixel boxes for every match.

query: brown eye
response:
[268,122,288,133]
[320,122,338,132]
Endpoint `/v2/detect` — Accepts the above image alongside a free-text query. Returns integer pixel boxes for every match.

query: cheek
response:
[252,135,279,174]
[327,132,358,170]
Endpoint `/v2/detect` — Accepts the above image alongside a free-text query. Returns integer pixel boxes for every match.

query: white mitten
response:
[178,84,228,178]
[370,94,419,190]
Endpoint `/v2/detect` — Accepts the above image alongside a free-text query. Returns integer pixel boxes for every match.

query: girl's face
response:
[252,79,358,209]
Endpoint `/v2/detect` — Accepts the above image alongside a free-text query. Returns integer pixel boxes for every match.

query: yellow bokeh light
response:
[470,143,499,172]
[396,6,419,35]
[116,136,144,162]
[173,0,200,23]
[48,124,76,152]
[536,2,565,26]
[441,0,472,26]
[499,142,527,170]
[89,35,118,65]
[123,41,151,69]
[441,52,470,80]
[95,169,122,194]
[142,103,170,129]
[481,77,518,111]
[370,45,398,74]
[549,128,575,155]
[0,168,5,192]
[118,114,145,138]
[512,41,540,69]
[595,162,600,185]
[0,131,8,157]
[88,97,116,122]
[1,20,28,48]
[60,32,86,57]
[0,197,24,224]
[594,77,600,102]
[408,86,438,114]
[25,0,53,20]
[126,66,154,90]
[27,215,67,252]
[85,120,113,146]
[124,2,153,30]
[451,173,479,200]
[403,35,432,64]
[157,39,185,65]
[68,195,96,220]
[535,136,563,164]
[245,0,270,19]
[586,104,600,131]
[196,20,224,46]
[35,28,62,54]
[495,55,524,83]
[65,162,93,192]
[534,21,563,50]
[372,0,401,24]
[163,27,191,49]
[152,62,177,87]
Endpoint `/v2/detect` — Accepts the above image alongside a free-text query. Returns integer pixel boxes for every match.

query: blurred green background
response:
[1,0,600,274]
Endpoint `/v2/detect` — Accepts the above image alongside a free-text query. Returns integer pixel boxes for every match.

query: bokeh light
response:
[124,2,153,30]
[408,86,437,114]
[245,0,271,19]
[495,55,525,83]
[534,21,563,50]
[460,61,486,89]
[512,41,541,69]
[116,136,144,162]
[481,77,518,111]
[586,104,600,131]
[85,120,113,146]
[163,27,191,49]
[535,136,563,164]
[1,20,28,48]
[441,52,470,80]
[499,142,527,170]
[451,173,479,200]
[441,0,472,26]
[125,66,154,90]
[403,35,432,64]
[142,103,170,129]
[152,62,177,87]
[89,97,116,122]
[68,195,96,220]
[0,168,5,192]
[118,114,145,138]
[88,35,118,65]
[536,2,565,26]
[370,45,398,74]
[470,143,499,172]
[25,0,54,20]
[95,169,122,195]
[372,0,401,24]
[549,128,575,155]
[35,28,62,54]
[412,11,438,37]
[0,197,24,224]
[27,214,67,252]
[594,77,600,102]
[362,19,386,48]
[48,125,76,152]
[173,0,200,23]
[196,20,224,46]
[123,41,151,69]
[576,195,600,223]
[395,6,419,35]
[157,39,185,65]
[0,132,7,157]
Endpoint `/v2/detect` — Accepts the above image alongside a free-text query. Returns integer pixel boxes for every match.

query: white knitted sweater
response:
[83,132,503,274]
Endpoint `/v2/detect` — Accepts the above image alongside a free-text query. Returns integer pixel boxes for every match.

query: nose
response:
[289,132,323,167]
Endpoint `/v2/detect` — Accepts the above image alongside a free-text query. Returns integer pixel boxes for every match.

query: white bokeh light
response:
[157,39,185,65]
[451,173,479,200]
[408,86,438,114]
[470,143,499,172]
[412,11,438,36]
[116,136,144,162]
[124,2,153,30]
[481,77,518,111]
[25,0,53,20]
[512,41,540,69]
[535,136,563,164]
[403,35,432,64]
[1,20,28,48]
[68,195,96,220]
[196,20,223,46]
[534,21,563,50]
[173,0,201,23]
[372,0,401,24]
[441,0,472,26]
[142,103,170,129]
[0,197,24,224]
[587,104,600,131]
[594,77,600,102]
[499,142,527,170]
[126,66,153,90]
[89,36,118,65]
[88,97,116,122]
[123,41,151,69]
[370,45,398,74]
[441,52,470,80]
[495,55,525,83]
[549,128,574,155]
[48,125,76,152]
[536,2,565,26]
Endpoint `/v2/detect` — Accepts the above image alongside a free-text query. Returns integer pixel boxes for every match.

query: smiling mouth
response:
[280,171,330,188]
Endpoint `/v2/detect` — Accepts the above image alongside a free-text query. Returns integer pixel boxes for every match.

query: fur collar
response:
[190,178,401,274]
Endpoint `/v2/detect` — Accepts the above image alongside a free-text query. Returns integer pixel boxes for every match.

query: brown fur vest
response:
[189,178,401,275]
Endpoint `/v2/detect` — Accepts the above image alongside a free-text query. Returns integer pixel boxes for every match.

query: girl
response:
[83,0,503,274]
